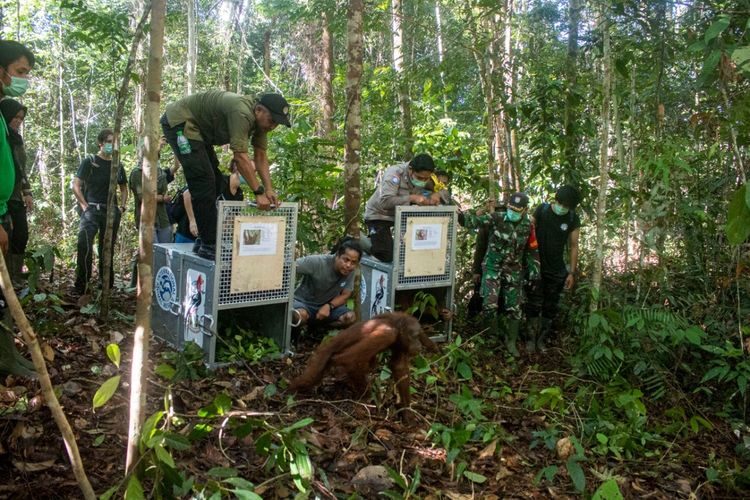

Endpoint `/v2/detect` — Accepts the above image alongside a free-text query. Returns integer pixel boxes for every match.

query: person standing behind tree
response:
[459,192,540,357]
[0,40,36,378]
[71,129,128,296]
[160,91,292,260]
[525,185,581,352]
[0,99,32,287]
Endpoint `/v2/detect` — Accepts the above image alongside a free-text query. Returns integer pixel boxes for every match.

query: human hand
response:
[316,303,332,321]
[564,273,575,290]
[409,194,428,206]
[255,193,271,210]
[162,194,172,203]
[23,195,33,212]
[265,189,279,208]
[189,220,198,237]
[428,193,441,205]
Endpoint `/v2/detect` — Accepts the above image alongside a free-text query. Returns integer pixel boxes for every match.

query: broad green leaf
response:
[99,484,120,500]
[154,443,176,468]
[534,465,558,485]
[92,375,121,410]
[106,343,121,368]
[463,470,487,483]
[456,361,473,380]
[592,478,623,500]
[232,490,263,500]
[163,432,191,451]
[727,185,750,245]
[705,15,730,43]
[223,477,256,489]
[141,411,165,446]
[566,457,586,492]
[93,434,105,447]
[154,363,176,380]
[124,475,145,500]
[733,46,750,75]
[596,433,608,444]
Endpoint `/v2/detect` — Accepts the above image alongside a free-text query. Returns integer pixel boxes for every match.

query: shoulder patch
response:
[390,175,400,185]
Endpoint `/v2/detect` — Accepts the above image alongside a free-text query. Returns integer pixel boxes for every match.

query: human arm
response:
[316,288,353,321]
[253,146,278,207]
[72,177,88,212]
[232,150,271,210]
[119,183,128,212]
[183,190,198,237]
[565,228,580,289]
[525,224,540,281]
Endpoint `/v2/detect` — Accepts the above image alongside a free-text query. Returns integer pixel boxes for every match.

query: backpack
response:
[167,186,188,224]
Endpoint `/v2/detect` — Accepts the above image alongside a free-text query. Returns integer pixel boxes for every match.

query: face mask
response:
[552,202,569,216]
[411,178,427,188]
[1,73,29,97]
[505,209,522,223]
[103,143,113,155]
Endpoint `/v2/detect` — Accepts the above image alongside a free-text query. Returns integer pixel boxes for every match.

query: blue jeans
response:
[293,298,351,325]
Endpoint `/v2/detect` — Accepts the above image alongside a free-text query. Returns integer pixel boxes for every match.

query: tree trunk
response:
[100,5,151,320]
[0,255,95,499]
[235,0,248,94]
[345,0,363,317]
[320,11,335,136]
[263,29,272,79]
[57,23,66,224]
[186,0,197,95]
[562,0,580,176]
[591,0,611,310]
[392,0,413,159]
[434,0,448,116]
[126,0,165,473]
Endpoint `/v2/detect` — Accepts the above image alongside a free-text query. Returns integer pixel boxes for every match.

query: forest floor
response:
[0,281,749,499]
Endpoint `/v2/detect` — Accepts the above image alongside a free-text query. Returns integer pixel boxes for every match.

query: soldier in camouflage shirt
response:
[459,192,540,356]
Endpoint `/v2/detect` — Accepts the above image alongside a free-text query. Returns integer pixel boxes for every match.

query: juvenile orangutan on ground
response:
[288,312,437,409]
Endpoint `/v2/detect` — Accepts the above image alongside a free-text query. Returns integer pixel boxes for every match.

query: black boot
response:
[537,318,552,352]
[526,317,540,354]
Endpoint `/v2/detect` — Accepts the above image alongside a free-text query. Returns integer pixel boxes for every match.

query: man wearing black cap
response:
[459,192,540,357]
[364,153,444,262]
[161,90,292,259]
[525,185,581,352]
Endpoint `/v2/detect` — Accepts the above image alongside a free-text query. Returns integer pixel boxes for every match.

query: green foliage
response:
[92,342,123,411]
[157,342,207,383]
[382,466,421,499]
[406,291,439,321]
[216,329,281,365]
[726,184,750,245]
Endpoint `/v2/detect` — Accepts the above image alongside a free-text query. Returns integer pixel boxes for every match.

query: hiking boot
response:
[506,318,520,357]
[197,243,216,261]
[537,317,552,352]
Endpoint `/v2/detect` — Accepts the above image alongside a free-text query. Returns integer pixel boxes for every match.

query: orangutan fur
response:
[288,312,437,407]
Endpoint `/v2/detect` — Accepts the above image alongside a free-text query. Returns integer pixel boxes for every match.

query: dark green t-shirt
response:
[0,115,16,216]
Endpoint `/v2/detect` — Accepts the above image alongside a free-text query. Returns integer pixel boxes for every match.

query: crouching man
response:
[292,240,362,331]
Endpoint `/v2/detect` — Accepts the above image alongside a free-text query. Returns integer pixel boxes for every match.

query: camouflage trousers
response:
[481,266,524,320]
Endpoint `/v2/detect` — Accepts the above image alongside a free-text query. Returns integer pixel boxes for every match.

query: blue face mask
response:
[552,202,569,216]
[103,143,114,155]
[505,209,522,223]
[2,75,29,97]
[411,177,427,188]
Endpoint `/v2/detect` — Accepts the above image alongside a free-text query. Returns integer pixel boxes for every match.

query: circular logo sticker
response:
[560,223,569,232]
[155,266,177,312]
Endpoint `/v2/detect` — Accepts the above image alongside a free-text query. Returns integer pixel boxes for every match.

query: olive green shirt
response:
[130,166,170,229]
[164,90,267,153]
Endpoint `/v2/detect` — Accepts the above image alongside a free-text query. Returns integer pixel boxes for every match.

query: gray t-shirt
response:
[294,254,354,305]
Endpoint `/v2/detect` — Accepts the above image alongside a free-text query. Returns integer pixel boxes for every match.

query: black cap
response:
[259,93,292,127]
[409,153,435,172]
[555,185,581,208]
[507,192,529,209]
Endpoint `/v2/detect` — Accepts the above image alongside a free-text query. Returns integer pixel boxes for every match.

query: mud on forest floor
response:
[0,285,748,499]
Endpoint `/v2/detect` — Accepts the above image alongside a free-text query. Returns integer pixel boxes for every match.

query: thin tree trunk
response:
[562,0,580,176]
[263,29,272,79]
[624,65,636,270]
[126,0,165,473]
[186,0,197,95]
[613,83,627,271]
[235,0,247,94]
[57,23,66,224]
[392,0,413,158]
[320,11,335,136]
[591,0,611,311]
[434,0,448,116]
[0,255,95,499]
[100,4,151,320]
[345,0,363,317]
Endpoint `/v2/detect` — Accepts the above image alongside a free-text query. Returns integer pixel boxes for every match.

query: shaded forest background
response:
[1,0,750,497]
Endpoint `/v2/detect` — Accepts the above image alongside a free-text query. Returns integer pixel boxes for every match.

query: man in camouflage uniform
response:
[459,192,540,356]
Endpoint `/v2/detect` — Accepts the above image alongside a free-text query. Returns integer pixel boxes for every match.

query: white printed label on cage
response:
[183,268,206,348]
[410,223,442,250]
[238,222,278,256]
[404,216,449,277]
[155,266,177,312]
[231,216,286,293]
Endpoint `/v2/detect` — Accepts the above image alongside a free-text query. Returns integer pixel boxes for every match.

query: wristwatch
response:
[253,184,265,196]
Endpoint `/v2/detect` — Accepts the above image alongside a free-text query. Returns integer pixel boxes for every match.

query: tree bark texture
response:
[100,3,151,321]
[591,0,612,310]
[320,11,335,136]
[345,0,364,317]
[562,0,580,176]
[0,254,95,499]
[186,0,197,95]
[126,0,165,473]
[392,0,413,159]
